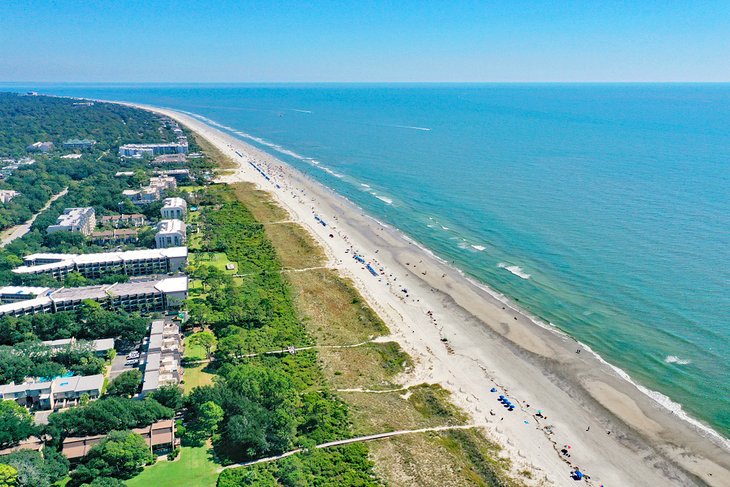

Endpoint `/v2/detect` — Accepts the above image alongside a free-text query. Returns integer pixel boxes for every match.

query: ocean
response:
[3,83,728,440]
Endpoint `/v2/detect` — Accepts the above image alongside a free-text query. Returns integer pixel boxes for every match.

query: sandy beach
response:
[129,102,730,486]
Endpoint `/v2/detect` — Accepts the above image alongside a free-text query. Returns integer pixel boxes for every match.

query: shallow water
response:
[4,83,729,438]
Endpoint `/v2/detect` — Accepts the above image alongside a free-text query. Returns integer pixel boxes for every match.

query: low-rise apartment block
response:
[153,168,190,181]
[26,141,54,153]
[0,374,104,410]
[47,207,96,236]
[141,320,182,396]
[98,213,145,228]
[62,138,96,150]
[13,247,187,279]
[155,219,186,248]
[42,337,115,356]
[91,229,139,245]
[123,176,176,205]
[151,153,187,165]
[119,142,188,158]
[161,197,187,220]
[0,276,188,318]
[62,419,177,459]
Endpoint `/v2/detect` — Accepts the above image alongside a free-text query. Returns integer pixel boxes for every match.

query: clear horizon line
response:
[2,80,730,85]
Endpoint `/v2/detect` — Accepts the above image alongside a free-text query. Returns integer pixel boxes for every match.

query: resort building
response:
[0,374,104,411]
[118,142,188,158]
[141,320,182,396]
[47,207,96,236]
[161,197,187,220]
[62,420,177,459]
[123,176,176,205]
[98,214,146,228]
[62,138,96,150]
[90,228,139,245]
[0,189,20,203]
[26,141,54,153]
[153,168,190,181]
[41,337,115,356]
[0,286,51,304]
[151,153,187,165]
[13,247,187,280]
[155,219,186,248]
[0,276,188,318]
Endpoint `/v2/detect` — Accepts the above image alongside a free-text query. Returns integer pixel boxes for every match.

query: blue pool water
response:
[3,83,728,438]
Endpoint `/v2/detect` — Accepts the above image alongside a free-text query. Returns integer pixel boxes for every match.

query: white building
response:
[161,197,187,220]
[118,142,188,158]
[47,207,96,236]
[0,276,189,318]
[123,176,176,205]
[13,247,188,279]
[0,190,20,203]
[0,374,104,410]
[155,220,186,248]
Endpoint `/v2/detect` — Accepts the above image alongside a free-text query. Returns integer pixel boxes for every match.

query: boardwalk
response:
[219,424,487,472]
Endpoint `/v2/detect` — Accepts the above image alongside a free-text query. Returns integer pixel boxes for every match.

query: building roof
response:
[141,369,159,393]
[156,219,186,235]
[0,286,51,297]
[42,337,115,352]
[146,352,161,371]
[155,276,188,294]
[162,197,187,209]
[15,247,187,274]
[150,319,164,335]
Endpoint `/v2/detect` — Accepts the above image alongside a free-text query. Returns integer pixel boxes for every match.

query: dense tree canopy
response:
[106,369,142,398]
[0,401,36,448]
[70,431,153,484]
[1,450,69,487]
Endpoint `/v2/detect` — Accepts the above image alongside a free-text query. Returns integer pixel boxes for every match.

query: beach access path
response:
[0,187,68,247]
[125,102,730,487]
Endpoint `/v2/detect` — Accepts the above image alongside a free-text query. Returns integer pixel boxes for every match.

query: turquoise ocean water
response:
[3,83,728,440]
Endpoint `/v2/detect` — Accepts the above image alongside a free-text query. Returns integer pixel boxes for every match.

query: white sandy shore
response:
[128,102,729,486]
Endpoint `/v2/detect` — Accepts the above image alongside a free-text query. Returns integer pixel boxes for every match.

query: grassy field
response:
[191,251,237,274]
[264,222,326,269]
[192,132,237,170]
[232,182,289,223]
[182,363,215,394]
[287,269,389,345]
[126,445,220,487]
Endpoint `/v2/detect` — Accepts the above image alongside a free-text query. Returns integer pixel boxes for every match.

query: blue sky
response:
[1,0,729,82]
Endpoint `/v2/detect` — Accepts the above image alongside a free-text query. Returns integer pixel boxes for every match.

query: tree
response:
[72,430,153,482]
[188,331,216,360]
[198,401,224,436]
[148,384,183,411]
[106,369,142,397]
[1,449,68,487]
[0,402,35,447]
[83,477,126,487]
[0,464,18,487]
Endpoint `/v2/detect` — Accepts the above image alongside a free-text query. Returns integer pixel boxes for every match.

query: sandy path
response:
[127,103,730,487]
[0,187,68,247]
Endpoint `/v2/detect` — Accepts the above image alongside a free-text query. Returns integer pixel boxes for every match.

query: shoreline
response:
[115,99,728,486]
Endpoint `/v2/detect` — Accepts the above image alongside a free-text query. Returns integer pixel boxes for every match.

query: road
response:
[0,187,68,247]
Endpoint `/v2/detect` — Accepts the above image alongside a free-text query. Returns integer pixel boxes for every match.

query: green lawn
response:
[184,335,208,360]
[126,445,220,487]
[191,252,237,273]
[182,363,215,394]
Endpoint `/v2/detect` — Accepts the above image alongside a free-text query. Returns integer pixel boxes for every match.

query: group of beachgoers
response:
[224,141,606,485]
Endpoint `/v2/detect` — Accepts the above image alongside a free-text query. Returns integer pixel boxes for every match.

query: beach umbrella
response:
[498,395,505,400]
[490,388,497,393]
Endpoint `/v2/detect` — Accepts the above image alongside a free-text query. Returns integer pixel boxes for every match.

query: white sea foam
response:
[388,124,432,131]
[320,167,345,178]
[375,195,393,205]
[360,183,371,188]
[665,355,692,365]
[170,109,730,451]
[471,245,487,251]
[441,226,449,230]
[291,109,312,113]
[497,262,531,279]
